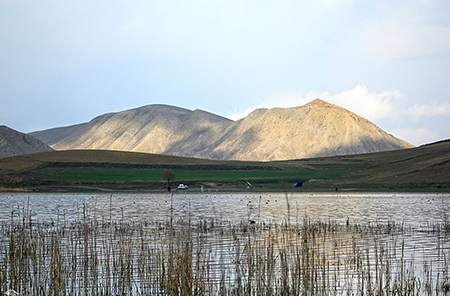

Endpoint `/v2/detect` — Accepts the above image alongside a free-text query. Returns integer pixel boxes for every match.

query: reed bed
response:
[0,202,449,295]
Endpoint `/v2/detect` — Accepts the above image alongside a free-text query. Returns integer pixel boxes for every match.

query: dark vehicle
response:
[293,182,303,187]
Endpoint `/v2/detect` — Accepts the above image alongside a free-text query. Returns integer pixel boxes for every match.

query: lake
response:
[1,192,449,295]
[1,192,448,225]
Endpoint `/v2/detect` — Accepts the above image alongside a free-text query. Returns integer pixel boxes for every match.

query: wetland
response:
[1,192,449,295]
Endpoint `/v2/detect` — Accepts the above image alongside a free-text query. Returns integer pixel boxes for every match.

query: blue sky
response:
[1,0,449,146]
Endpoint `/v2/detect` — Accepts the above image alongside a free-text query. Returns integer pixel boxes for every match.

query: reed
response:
[0,202,449,295]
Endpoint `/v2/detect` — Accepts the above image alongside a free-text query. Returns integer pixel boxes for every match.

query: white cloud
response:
[321,85,402,120]
[227,85,402,121]
[390,127,443,146]
[407,103,450,117]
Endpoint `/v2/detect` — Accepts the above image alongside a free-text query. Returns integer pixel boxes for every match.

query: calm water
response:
[1,192,450,295]
[0,191,449,226]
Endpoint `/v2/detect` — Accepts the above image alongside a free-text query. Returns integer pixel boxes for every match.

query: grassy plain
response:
[32,167,346,183]
[0,139,449,192]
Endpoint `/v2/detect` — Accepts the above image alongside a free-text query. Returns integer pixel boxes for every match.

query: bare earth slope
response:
[31,105,234,156]
[0,126,53,159]
[31,100,413,161]
[208,99,413,160]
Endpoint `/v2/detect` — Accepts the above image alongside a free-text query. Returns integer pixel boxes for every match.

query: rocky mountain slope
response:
[31,100,413,161]
[0,126,53,159]
[205,100,413,160]
[31,105,234,157]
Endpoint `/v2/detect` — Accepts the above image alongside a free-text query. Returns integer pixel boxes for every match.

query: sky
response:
[1,0,449,146]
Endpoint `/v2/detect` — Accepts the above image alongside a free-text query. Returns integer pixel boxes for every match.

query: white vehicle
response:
[177,184,189,190]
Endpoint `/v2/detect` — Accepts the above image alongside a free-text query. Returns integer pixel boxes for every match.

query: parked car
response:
[177,184,189,190]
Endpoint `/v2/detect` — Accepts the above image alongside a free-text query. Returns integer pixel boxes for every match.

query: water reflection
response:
[0,192,448,226]
[0,192,449,295]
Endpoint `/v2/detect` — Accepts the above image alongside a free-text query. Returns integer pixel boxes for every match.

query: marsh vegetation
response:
[0,192,449,295]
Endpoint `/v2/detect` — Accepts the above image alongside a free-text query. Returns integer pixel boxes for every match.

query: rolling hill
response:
[31,100,413,161]
[0,139,448,192]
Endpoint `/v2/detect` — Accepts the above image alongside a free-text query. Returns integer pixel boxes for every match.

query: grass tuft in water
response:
[0,203,450,295]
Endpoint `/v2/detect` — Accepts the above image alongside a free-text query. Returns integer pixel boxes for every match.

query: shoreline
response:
[1,185,449,194]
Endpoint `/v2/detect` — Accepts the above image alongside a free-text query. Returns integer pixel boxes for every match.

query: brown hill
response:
[340,138,450,185]
[206,99,413,160]
[0,139,448,192]
[0,149,229,174]
[31,100,413,161]
[0,126,53,159]
[32,105,233,156]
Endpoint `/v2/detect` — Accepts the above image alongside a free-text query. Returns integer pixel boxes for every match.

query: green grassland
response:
[34,167,345,182]
[0,139,449,192]
[27,166,348,191]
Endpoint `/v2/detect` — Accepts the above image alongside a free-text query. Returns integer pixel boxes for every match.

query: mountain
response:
[205,99,413,160]
[31,105,234,157]
[30,100,413,161]
[0,125,53,159]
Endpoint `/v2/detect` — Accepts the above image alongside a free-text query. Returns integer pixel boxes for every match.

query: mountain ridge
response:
[200,99,412,160]
[30,100,413,161]
[0,125,53,159]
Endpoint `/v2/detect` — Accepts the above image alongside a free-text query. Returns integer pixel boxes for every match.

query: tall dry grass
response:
[0,199,449,295]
